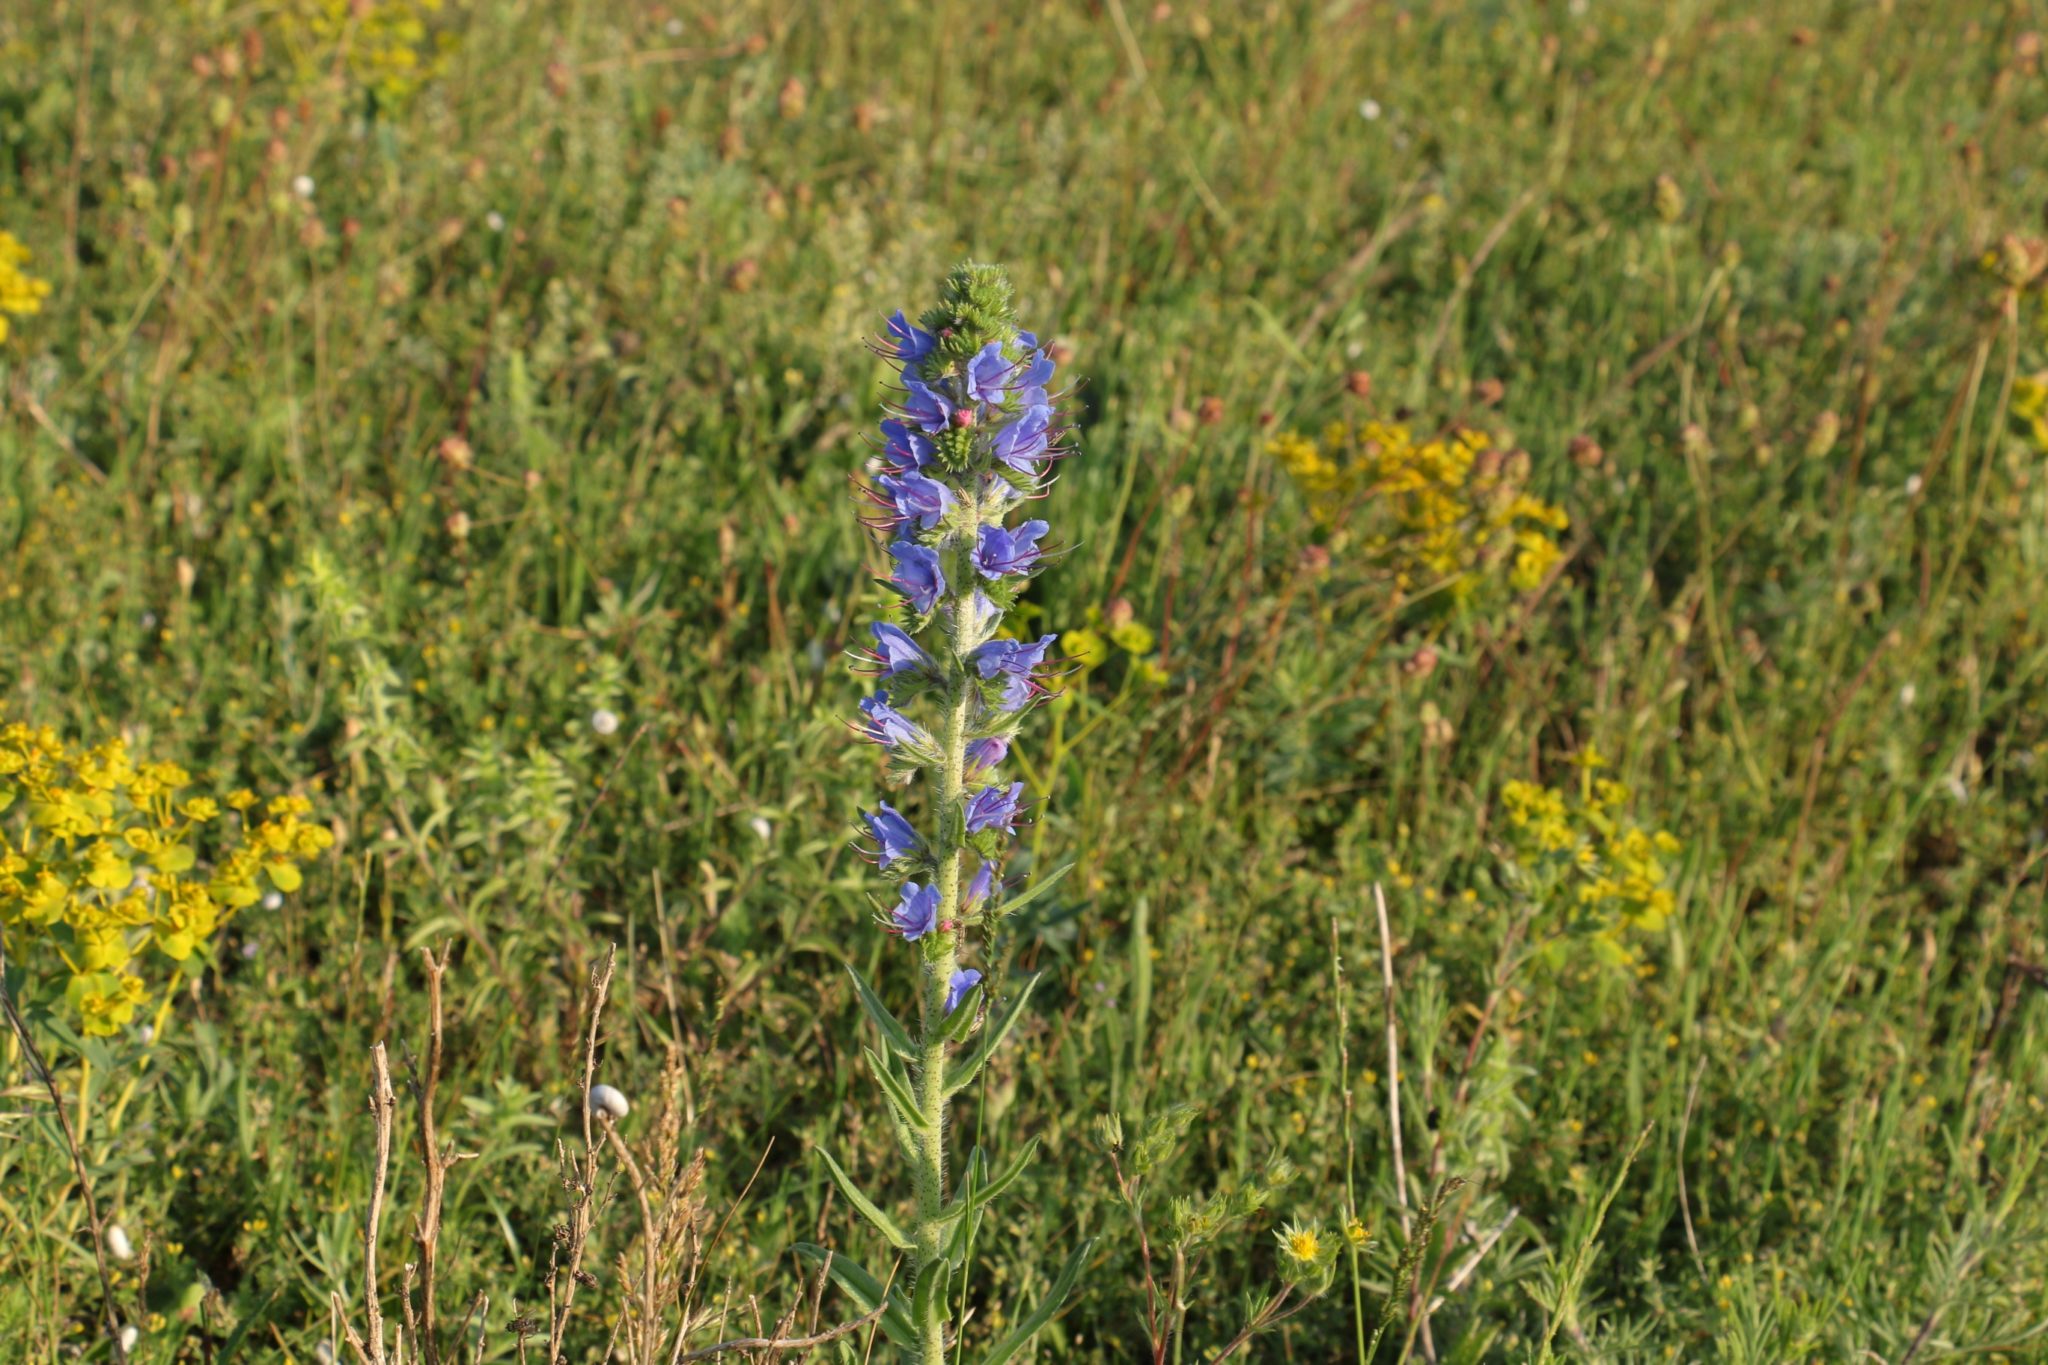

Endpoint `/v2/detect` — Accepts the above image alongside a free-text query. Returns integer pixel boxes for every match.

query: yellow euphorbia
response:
[1268,420,1570,603]
[1,717,330,1036]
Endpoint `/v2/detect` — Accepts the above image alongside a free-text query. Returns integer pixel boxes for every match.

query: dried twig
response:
[670,1302,891,1363]
[548,946,620,1362]
[1374,883,1412,1240]
[335,1043,398,1365]
[0,942,129,1362]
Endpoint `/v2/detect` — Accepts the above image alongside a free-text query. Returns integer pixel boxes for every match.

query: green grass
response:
[4,0,2048,1359]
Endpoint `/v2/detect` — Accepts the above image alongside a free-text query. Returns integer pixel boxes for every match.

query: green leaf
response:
[847,966,915,1058]
[992,861,1075,922]
[939,977,986,1044]
[817,1148,914,1251]
[793,1244,912,1349]
[971,1136,1040,1209]
[864,1045,931,1136]
[910,1256,951,1338]
[979,1237,1097,1365]
[948,973,1041,1096]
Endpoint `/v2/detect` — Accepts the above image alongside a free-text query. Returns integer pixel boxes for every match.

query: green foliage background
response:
[3,0,2046,1358]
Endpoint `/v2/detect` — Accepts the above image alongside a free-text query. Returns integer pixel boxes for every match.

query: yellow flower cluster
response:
[0,719,331,1035]
[1498,748,1682,965]
[280,0,454,100]
[1063,604,1170,686]
[1268,421,1569,598]
[0,231,52,343]
[2015,373,2048,454]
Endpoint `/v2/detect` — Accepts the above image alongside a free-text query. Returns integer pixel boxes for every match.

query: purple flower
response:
[901,379,953,433]
[964,734,1010,779]
[966,342,1011,406]
[974,521,1049,580]
[972,635,1057,711]
[869,622,932,677]
[964,781,1026,836]
[858,693,929,749]
[1017,349,1056,407]
[863,802,922,869]
[877,471,954,532]
[964,860,997,911]
[885,310,936,369]
[945,968,983,1015]
[991,406,1053,474]
[890,881,940,940]
[880,419,934,471]
[890,541,946,613]
[971,635,1057,679]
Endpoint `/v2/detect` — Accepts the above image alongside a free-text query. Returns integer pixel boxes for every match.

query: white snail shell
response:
[587,1084,630,1120]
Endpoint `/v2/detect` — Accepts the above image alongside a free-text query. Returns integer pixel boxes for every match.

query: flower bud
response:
[437,436,473,472]
[1345,370,1373,399]
[444,510,472,541]
[1652,173,1685,223]
[1471,377,1505,406]
[778,77,807,120]
[1401,645,1439,680]
[1197,395,1224,425]
[950,407,976,429]
[1804,410,1840,460]
[1568,434,1604,469]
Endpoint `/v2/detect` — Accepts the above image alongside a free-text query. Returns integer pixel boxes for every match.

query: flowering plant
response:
[1268,419,1568,604]
[0,229,52,343]
[1497,747,1683,969]
[0,717,331,1037]
[805,264,1090,1362]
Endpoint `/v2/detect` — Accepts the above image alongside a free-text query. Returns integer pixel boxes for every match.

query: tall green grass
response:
[2,0,2046,1358]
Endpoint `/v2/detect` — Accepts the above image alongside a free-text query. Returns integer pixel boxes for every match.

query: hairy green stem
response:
[910,482,981,1362]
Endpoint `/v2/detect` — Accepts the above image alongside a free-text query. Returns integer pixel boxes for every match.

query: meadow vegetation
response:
[2,1,2047,1359]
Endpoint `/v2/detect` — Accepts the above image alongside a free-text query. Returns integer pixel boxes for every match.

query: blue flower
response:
[884,310,936,369]
[964,734,1010,778]
[945,967,983,1015]
[970,635,1056,679]
[1017,348,1055,406]
[890,541,946,613]
[859,693,930,749]
[891,881,940,940]
[971,635,1057,711]
[990,406,1053,475]
[877,471,954,532]
[901,378,954,433]
[864,802,922,869]
[869,622,933,677]
[974,521,1049,580]
[966,342,1011,406]
[964,860,998,911]
[881,419,934,471]
[965,781,1026,835]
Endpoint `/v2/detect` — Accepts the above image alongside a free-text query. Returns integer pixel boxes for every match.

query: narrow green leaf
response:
[864,1045,932,1135]
[992,860,1075,922]
[910,1256,951,1337]
[817,1149,914,1251]
[941,1147,990,1264]
[971,1136,1040,1209]
[793,1244,913,1348]
[847,966,916,1058]
[979,1237,1097,1365]
[947,973,1042,1096]
[939,976,986,1043]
